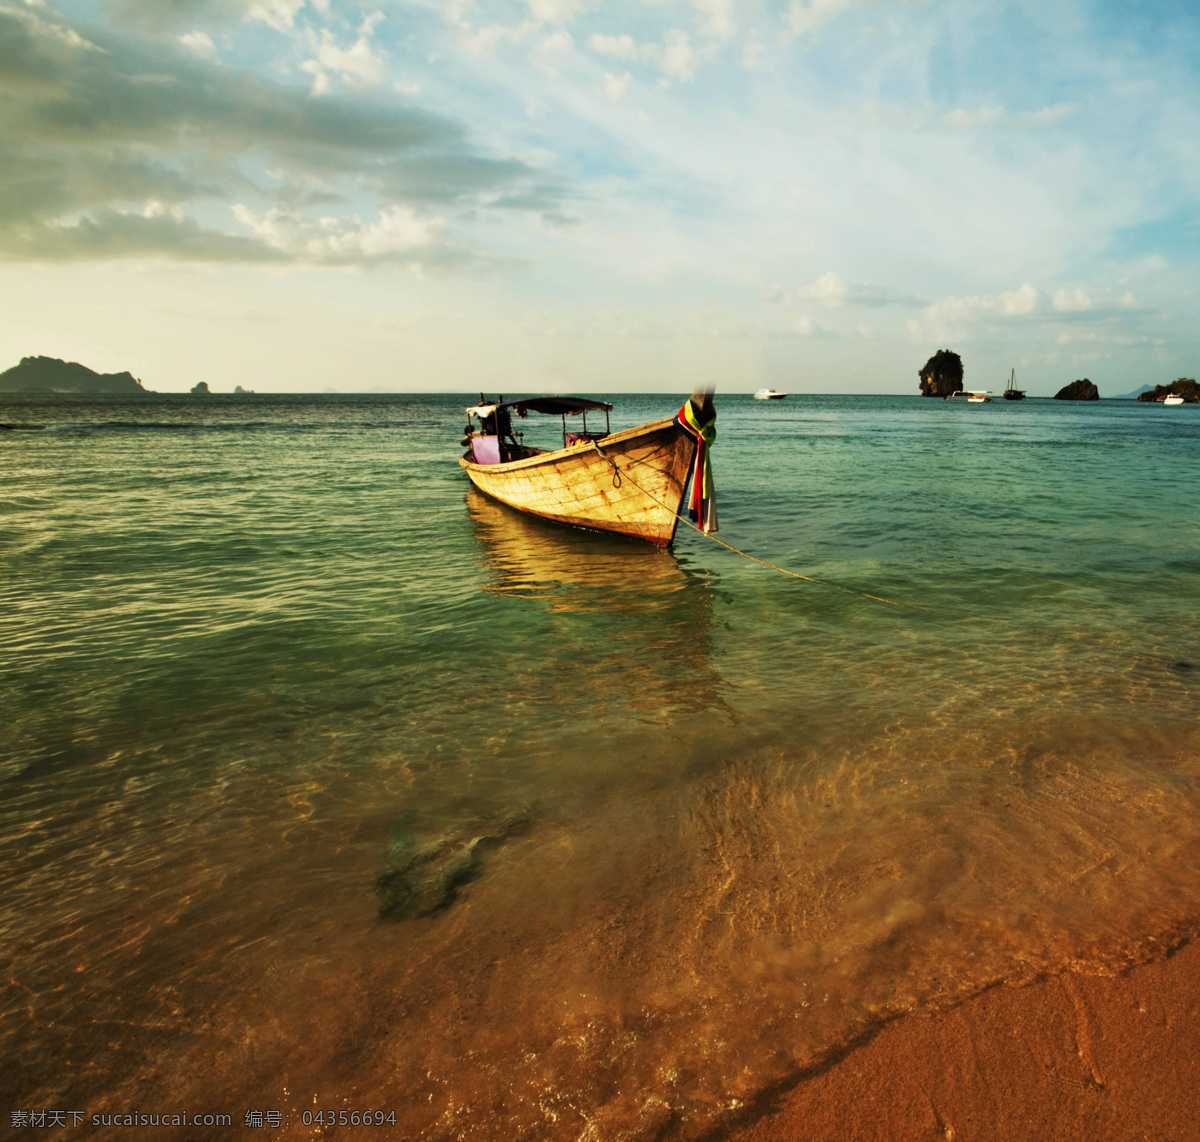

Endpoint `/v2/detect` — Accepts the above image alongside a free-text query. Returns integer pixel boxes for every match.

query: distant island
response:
[1054,378,1099,400]
[1138,378,1199,403]
[0,356,152,394]
[918,349,963,398]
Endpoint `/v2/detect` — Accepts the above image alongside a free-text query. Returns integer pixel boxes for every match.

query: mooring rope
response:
[589,441,916,609]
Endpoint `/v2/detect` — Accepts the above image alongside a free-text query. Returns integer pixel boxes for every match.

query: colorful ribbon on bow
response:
[674,399,718,533]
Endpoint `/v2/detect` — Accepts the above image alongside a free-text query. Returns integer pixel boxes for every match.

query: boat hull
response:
[459,417,695,546]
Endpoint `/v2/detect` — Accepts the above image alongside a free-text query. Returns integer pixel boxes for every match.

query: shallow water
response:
[3,392,1200,1137]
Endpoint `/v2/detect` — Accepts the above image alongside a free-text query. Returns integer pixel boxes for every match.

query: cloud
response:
[802,270,849,307]
[245,0,304,30]
[177,30,219,61]
[301,13,387,94]
[943,102,1080,130]
[601,71,631,103]
[0,4,570,266]
[530,28,573,75]
[999,282,1039,315]
[525,0,588,23]
[910,283,1042,339]
[798,271,927,309]
[649,29,702,82]
[740,33,764,70]
[231,201,450,264]
[588,32,638,61]
[692,0,736,42]
[943,105,1005,129]
[782,0,853,41]
[111,0,305,32]
[589,28,707,81]
[1052,287,1093,313]
[1013,102,1078,128]
[0,204,284,261]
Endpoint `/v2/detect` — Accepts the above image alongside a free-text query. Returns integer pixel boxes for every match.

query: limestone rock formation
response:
[1138,378,1200,403]
[1054,378,1100,400]
[190,381,211,395]
[0,356,150,394]
[919,350,963,398]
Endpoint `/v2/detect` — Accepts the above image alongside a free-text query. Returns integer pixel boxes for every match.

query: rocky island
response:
[918,349,964,398]
[1054,378,1099,400]
[0,356,152,394]
[1138,378,1199,403]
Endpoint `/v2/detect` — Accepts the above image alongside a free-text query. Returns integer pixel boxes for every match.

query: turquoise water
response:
[3,392,1200,1138]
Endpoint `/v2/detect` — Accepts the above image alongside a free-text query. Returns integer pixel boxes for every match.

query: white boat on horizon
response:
[753,388,787,400]
[1164,393,1185,405]
[947,390,993,403]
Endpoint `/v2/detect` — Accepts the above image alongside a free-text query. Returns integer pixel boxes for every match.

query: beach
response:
[724,938,1200,1142]
[3,392,1200,1138]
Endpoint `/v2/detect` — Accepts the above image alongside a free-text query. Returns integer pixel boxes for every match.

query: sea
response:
[3,391,1200,1139]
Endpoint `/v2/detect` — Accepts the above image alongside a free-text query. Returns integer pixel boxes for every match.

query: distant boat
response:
[1003,369,1025,401]
[459,389,715,547]
[947,390,992,402]
[753,389,787,400]
[1163,393,1185,405]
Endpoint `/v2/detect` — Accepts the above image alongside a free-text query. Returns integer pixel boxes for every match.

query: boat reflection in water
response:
[468,487,692,611]
[466,486,725,715]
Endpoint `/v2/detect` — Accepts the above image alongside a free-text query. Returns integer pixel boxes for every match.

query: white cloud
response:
[601,71,631,103]
[178,31,219,62]
[802,270,850,308]
[142,199,186,222]
[1000,283,1039,315]
[589,32,638,60]
[246,0,305,31]
[782,0,853,40]
[741,33,765,71]
[652,29,702,82]
[459,24,510,54]
[943,105,1005,129]
[301,15,386,93]
[1052,288,1093,313]
[795,272,923,310]
[531,28,573,74]
[232,203,443,262]
[692,0,736,42]
[913,283,1042,339]
[1014,102,1078,128]
[526,0,587,23]
[943,103,1079,130]
[7,2,104,51]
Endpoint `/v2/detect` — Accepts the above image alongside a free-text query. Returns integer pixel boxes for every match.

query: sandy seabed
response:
[719,939,1200,1142]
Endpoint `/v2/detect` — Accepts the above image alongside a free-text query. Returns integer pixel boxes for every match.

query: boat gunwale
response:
[458,415,679,475]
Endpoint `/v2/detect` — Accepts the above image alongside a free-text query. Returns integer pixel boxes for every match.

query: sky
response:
[1,0,1198,394]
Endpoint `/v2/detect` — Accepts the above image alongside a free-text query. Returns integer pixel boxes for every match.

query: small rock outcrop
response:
[919,349,963,398]
[1138,378,1200,403]
[1054,378,1099,400]
[0,356,150,394]
[190,381,211,395]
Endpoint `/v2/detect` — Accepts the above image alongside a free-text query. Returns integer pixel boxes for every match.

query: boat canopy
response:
[465,396,614,419]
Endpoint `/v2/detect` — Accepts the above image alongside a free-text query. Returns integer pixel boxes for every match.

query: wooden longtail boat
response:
[459,390,713,547]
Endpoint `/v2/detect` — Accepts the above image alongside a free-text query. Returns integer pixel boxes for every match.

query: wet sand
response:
[718,937,1200,1142]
